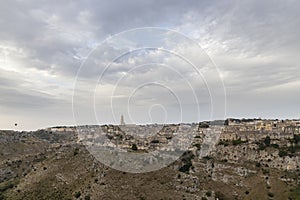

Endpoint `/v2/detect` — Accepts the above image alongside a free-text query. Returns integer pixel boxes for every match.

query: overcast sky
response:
[0,0,299,130]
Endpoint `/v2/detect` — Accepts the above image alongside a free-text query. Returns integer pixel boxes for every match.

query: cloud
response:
[0,0,299,129]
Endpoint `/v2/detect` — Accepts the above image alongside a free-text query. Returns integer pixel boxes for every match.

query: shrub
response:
[73,148,79,156]
[205,191,212,197]
[264,136,271,146]
[84,194,91,200]
[199,123,209,128]
[256,162,261,168]
[218,140,230,146]
[131,144,138,151]
[268,192,274,197]
[271,144,279,148]
[289,146,296,154]
[179,164,192,173]
[0,182,14,192]
[215,191,226,200]
[262,168,269,175]
[232,139,245,146]
[259,144,266,151]
[203,156,213,160]
[279,150,288,157]
[74,191,81,198]
[294,134,300,144]
[151,140,159,143]
[289,184,300,199]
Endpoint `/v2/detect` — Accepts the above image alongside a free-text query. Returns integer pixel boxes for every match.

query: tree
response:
[74,191,81,198]
[264,136,271,146]
[199,123,209,128]
[278,150,287,157]
[294,134,300,144]
[131,144,138,151]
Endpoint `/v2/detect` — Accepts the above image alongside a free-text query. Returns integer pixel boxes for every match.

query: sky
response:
[0,0,300,130]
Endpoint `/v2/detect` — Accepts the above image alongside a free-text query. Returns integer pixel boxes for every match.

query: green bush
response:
[262,168,269,175]
[256,162,261,168]
[131,144,138,151]
[264,136,271,146]
[289,146,296,154]
[0,182,14,192]
[218,140,230,146]
[259,143,266,150]
[294,134,300,144]
[279,150,288,157]
[74,191,81,198]
[232,139,245,146]
[199,123,209,128]
[289,184,300,200]
[73,148,79,156]
[205,191,212,197]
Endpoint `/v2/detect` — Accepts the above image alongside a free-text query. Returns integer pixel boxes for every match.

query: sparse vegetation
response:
[0,181,14,192]
[289,185,300,200]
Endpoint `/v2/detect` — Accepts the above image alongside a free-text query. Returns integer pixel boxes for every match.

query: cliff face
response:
[0,125,299,200]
